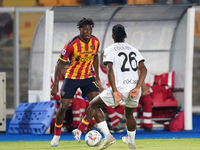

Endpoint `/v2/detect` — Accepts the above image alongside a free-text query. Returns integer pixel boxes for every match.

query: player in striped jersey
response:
[51,18,100,147]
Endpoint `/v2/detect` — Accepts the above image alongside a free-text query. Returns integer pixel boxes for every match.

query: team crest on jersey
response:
[90,45,94,50]
[62,91,65,96]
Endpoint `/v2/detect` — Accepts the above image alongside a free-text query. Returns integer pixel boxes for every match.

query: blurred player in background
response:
[50,17,100,147]
[137,73,154,132]
[73,24,147,150]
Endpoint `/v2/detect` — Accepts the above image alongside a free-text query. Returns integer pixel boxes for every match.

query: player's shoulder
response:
[91,35,100,42]
[67,35,79,46]
[125,43,140,52]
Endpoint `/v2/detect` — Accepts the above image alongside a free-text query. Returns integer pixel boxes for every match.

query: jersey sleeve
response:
[136,50,145,63]
[103,48,114,65]
[59,42,73,62]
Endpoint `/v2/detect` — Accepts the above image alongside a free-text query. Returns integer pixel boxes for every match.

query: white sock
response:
[97,121,111,139]
[127,130,136,143]
[77,129,82,136]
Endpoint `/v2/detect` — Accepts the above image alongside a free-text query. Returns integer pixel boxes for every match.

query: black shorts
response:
[60,77,100,99]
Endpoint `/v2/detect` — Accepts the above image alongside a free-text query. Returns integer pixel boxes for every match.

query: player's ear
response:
[112,34,114,39]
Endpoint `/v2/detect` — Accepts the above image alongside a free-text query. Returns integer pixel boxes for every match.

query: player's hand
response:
[113,91,125,106]
[128,88,140,99]
[51,86,58,98]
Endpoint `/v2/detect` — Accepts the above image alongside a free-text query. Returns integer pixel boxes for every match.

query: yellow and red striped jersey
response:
[59,35,100,79]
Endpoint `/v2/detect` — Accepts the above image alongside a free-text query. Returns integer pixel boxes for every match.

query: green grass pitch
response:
[0,139,200,150]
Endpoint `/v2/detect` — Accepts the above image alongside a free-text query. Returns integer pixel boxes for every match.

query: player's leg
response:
[51,78,78,147]
[89,95,116,150]
[72,77,100,142]
[122,106,136,149]
[51,98,72,146]
[72,91,99,142]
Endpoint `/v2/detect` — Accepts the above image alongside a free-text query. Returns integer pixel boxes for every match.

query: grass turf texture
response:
[0,139,200,150]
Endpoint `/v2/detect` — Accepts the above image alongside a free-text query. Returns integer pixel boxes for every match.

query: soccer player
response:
[73,24,147,149]
[50,61,89,133]
[50,17,100,147]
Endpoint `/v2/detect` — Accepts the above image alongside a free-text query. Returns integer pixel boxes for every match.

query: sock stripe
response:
[55,123,63,128]
[80,122,87,127]
[82,119,90,125]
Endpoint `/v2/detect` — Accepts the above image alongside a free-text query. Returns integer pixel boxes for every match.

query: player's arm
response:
[106,62,125,105]
[129,61,147,99]
[93,54,99,82]
[51,59,64,97]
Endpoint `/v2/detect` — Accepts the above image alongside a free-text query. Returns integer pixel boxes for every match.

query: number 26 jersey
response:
[103,42,145,93]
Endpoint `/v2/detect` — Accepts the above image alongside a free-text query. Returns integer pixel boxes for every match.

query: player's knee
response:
[89,100,96,109]
[58,101,69,113]
[89,100,100,109]
[58,106,67,114]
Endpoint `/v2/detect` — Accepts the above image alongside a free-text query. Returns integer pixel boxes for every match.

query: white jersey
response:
[103,42,145,95]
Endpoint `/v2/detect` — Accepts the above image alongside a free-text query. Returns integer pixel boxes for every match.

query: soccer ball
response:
[85,130,102,147]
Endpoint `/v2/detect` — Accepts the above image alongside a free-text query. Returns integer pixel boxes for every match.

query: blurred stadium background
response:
[0,0,200,134]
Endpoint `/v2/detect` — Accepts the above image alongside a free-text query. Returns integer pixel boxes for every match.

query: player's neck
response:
[79,35,90,43]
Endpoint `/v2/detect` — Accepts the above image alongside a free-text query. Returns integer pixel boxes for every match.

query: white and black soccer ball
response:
[85,130,102,147]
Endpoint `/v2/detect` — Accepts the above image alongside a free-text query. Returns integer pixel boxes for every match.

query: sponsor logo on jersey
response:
[84,51,90,54]
[123,79,138,84]
[80,51,91,54]
[75,56,93,62]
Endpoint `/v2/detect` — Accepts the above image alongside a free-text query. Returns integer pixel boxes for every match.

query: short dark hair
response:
[77,17,94,28]
[112,24,127,42]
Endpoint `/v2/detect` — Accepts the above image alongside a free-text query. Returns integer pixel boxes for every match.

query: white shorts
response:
[99,89,141,108]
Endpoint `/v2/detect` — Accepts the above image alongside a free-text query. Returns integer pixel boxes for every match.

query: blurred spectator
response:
[154,0,180,4]
[82,0,105,5]
[82,0,127,5]
[109,0,127,4]
[0,0,13,46]
[50,61,88,133]
[154,0,199,4]
[134,72,177,132]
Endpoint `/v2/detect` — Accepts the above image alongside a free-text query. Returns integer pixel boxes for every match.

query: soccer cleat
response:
[122,136,136,149]
[122,136,128,145]
[72,129,81,143]
[51,135,60,147]
[99,135,116,150]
